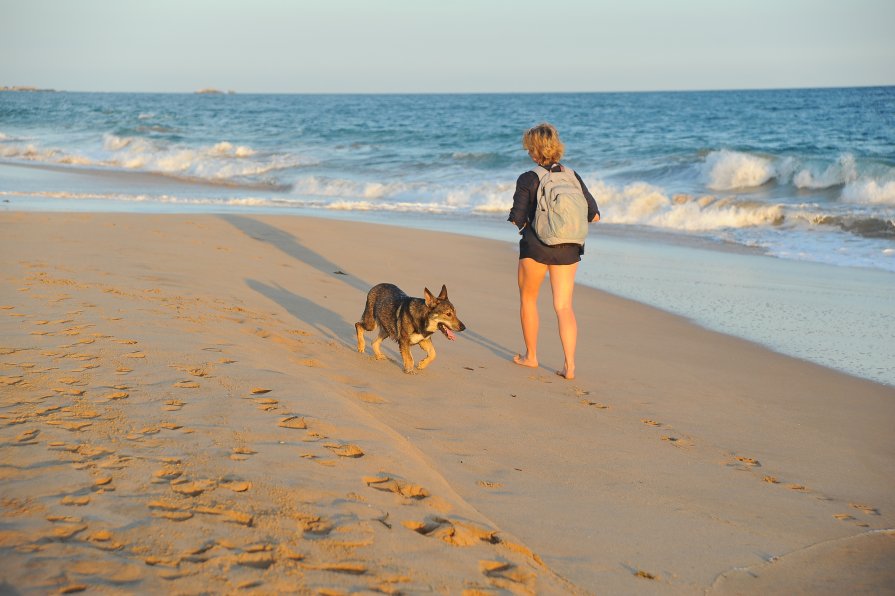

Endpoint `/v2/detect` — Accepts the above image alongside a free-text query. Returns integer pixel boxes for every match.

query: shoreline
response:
[1,211,893,593]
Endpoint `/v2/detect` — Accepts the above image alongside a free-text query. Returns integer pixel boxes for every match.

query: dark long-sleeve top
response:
[507,163,600,230]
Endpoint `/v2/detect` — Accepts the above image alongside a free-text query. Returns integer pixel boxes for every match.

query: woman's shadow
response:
[221,214,368,346]
[220,214,515,360]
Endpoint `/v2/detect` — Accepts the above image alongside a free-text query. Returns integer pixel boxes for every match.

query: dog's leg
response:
[371,329,388,361]
[398,339,415,374]
[355,322,367,353]
[417,337,437,370]
[356,297,377,353]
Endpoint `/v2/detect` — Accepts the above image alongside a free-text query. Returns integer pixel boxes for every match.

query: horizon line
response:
[2,83,894,96]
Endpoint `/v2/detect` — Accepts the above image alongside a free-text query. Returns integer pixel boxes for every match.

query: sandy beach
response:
[1,211,893,594]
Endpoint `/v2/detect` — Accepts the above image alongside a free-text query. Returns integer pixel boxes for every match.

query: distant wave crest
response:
[0,134,312,184]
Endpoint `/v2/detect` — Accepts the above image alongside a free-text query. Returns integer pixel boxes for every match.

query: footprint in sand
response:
[173,380,200,389]
[850,503,881,516]
[403,516,498,547]
[171,480,215,497]
[61,495,91,506]
[278,416,307,429]
[479,560,535,589]
[255,397,278,411]
[163,400,185,411]
[363,475,429,499]
[230,447,257,461]
[250,387,272,395]
[581,400,609,409]
[225,481,252,493]
[354,391,386,404]
[148,500,194,522]
[153,468,182,482]
[303,562,366,575]
[641,419,661,427]
[14,428,40,441]
[323,443,364,458]
[735,456,761,467]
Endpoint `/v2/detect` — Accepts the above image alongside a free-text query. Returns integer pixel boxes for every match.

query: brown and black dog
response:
[356,283,465,373]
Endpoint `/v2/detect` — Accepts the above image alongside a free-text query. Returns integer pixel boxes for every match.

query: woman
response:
[507,123,600,380]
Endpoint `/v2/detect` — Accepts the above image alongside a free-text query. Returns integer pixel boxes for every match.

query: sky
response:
[2,0,893,93]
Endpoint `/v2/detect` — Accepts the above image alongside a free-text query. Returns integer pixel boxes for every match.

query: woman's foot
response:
[513,354,538,368]
[555,366,575,380]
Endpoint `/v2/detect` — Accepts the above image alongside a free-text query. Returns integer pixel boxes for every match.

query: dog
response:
[356,283,466,373]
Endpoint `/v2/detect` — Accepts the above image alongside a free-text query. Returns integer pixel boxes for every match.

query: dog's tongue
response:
[439,323,456,341]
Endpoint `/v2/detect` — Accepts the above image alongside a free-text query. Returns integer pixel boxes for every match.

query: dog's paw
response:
[375,354,387,361]
[403,368,417,375]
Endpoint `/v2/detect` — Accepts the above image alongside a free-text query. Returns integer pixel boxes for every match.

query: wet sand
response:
[1,212,893,594]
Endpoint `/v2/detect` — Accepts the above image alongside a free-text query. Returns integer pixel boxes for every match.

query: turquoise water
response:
[1,89,893,385]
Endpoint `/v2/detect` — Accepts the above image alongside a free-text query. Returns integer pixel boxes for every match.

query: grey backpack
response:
[531,165,589,246]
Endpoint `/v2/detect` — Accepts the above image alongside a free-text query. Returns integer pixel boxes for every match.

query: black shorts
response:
[518,225,583,265]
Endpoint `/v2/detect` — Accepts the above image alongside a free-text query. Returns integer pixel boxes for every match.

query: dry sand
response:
[0,211,893,594]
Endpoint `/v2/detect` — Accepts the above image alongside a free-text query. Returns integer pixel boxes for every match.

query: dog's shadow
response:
[247,279,355,347]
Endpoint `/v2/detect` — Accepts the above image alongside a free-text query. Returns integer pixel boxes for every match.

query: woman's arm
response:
[507,171,539,229]
[574,172,601,223]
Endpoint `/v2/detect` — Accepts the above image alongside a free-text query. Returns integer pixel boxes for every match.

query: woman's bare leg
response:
[514,258,548,368]
[548,262,579,379]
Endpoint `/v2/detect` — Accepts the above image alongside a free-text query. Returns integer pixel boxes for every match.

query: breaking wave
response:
[793,154,858,189]
[700,150,781,190]
[841,179,895,205]
[589,179,785,230]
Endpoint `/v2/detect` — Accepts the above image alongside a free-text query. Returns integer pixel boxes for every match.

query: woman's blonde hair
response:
[522,123,564,165]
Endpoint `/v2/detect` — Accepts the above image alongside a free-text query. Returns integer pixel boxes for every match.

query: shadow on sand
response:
[221,214,516,362]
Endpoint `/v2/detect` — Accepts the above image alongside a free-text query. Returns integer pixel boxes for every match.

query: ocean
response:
[1,88,893,385]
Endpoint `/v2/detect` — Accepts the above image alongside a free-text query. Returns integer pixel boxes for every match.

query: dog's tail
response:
[357,288,377,331]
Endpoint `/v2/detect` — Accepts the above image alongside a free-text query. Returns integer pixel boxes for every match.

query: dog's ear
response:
[438,284,448,300]
[424,287,436,307]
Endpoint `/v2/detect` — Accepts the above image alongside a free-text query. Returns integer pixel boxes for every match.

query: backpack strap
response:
[530,165,549,181]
